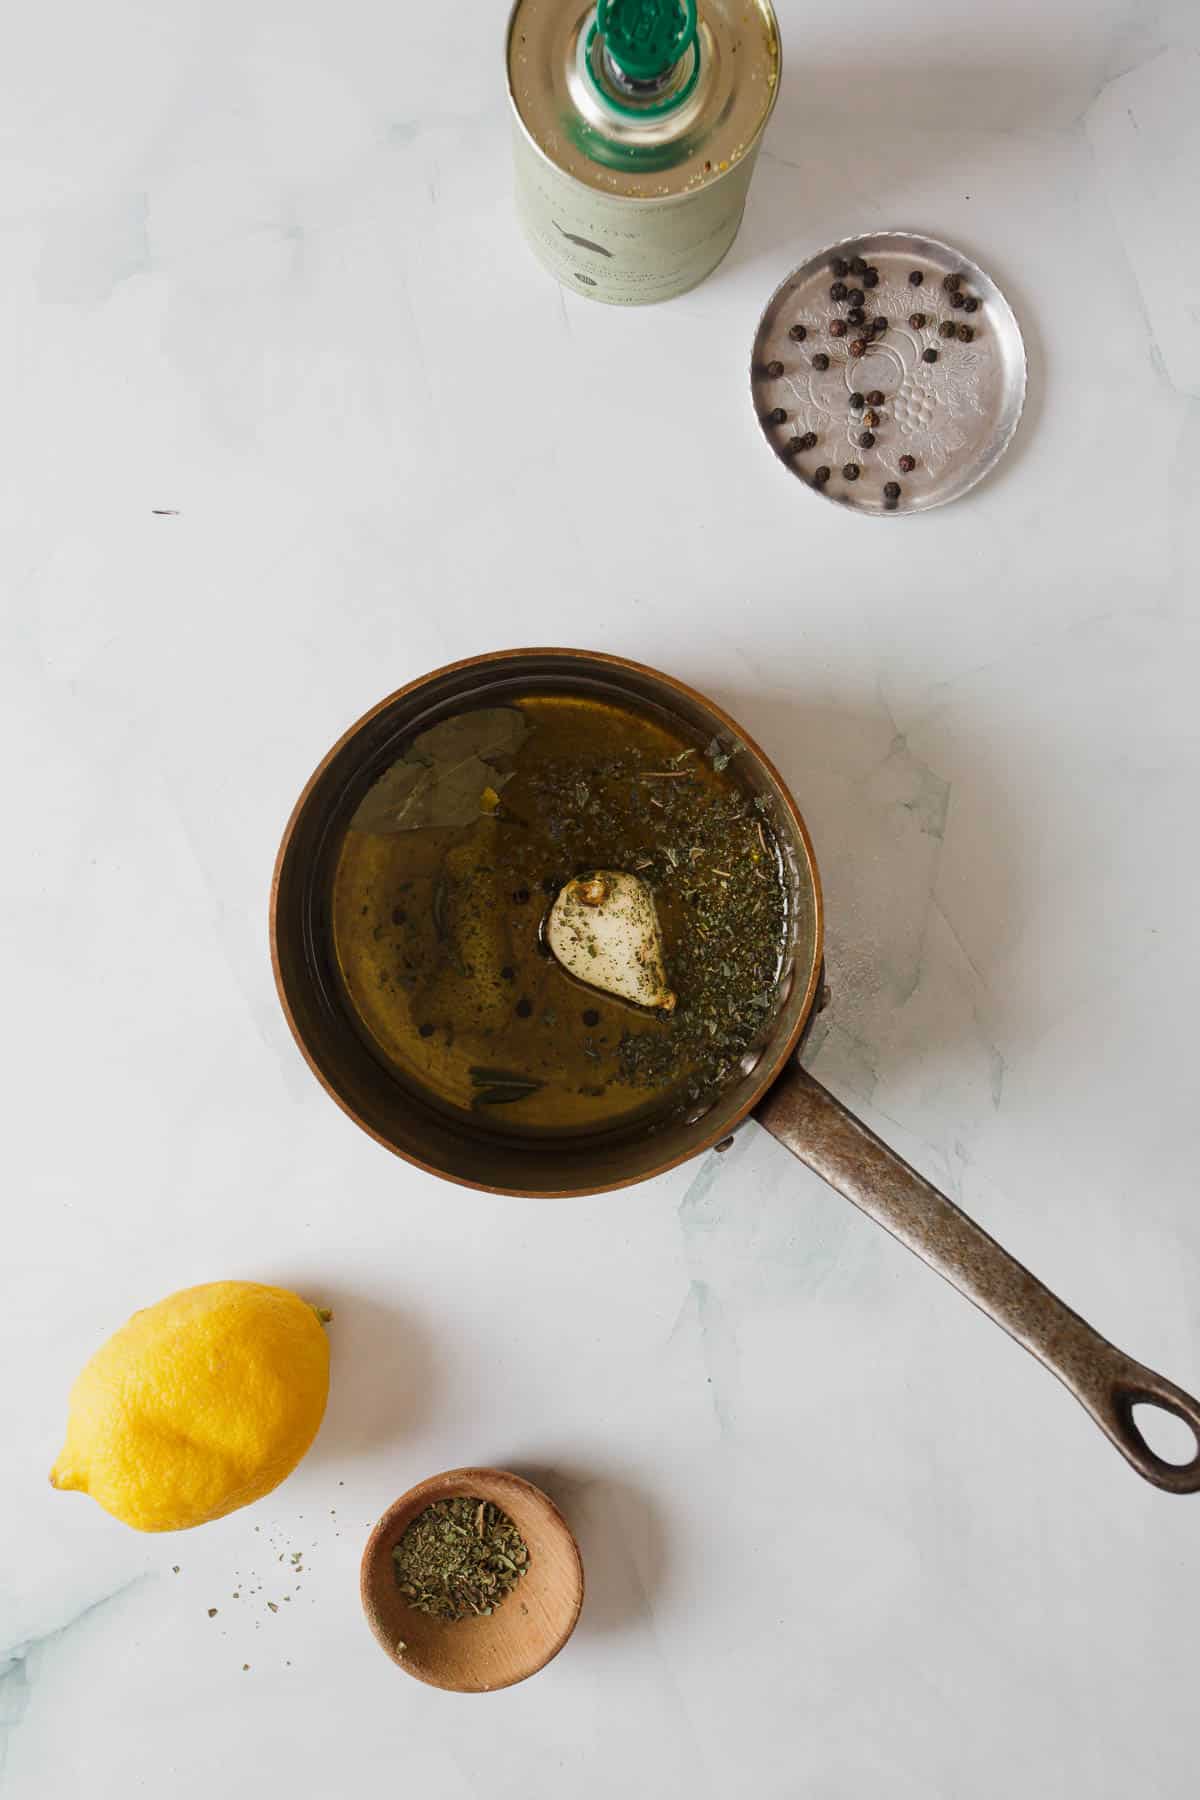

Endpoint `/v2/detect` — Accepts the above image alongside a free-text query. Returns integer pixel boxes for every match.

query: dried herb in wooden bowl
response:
[392,1497,530,1622]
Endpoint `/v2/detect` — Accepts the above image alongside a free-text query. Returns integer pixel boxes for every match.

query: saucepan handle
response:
[754,1062,1200,1493]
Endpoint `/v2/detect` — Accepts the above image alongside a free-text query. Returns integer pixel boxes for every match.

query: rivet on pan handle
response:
[755,1063,1200,1493]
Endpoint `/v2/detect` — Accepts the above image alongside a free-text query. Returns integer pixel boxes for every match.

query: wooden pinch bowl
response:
[360,1467,584,1692]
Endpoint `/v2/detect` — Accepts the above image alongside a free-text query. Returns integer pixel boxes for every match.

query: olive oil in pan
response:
[331,693,788,1134]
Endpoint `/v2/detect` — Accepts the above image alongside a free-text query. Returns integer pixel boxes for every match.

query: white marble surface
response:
[3,2,1200,1794]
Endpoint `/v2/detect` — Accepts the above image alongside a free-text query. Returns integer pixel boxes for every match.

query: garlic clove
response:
[545,872,676,1012]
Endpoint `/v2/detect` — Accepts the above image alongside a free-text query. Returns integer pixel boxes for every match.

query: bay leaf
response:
[348,759,431,833]
[409,707,527,769]
[350,707,527,834]
[418,757,513,829]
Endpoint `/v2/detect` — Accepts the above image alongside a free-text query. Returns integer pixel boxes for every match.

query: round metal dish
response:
[749,231,1027,516]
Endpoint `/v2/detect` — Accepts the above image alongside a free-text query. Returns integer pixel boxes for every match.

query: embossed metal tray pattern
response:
[749,232,1027,516]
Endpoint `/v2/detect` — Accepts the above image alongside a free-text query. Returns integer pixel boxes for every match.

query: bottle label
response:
[511,126,759,305]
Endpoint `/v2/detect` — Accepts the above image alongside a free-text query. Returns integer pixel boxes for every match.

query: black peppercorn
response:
[831,256,849,277]
[922,347,938,363]
[909,270,924,286]
[797,431,818,450]
[957,323,973,342]
[884,495,898,511]
[964,296,979,313]
[883,481,901,499]
[500,964,515,980]
[767,406,787,423]
[942,271,962,291]
[939,320,956,338]
[516,998,533,1018]
[950,291,967,309]
[418,1022,435,1037]
[813,465,831,485]
[858,431,876,448]
[766,359,784,376]
[862,408,879,428]
[830,281,848,302]
[867,390,885,406]
[847,307,865,326]
[909,311,927,329]
[872,316,888,334]
[582,1009,600,1027]
[849,391,865,410]
[898,454,916,473]
[785,436,804,456]
[829,319,847,337]
[843,462,860,480]
[789,322,808,341]
[850,256,867,276]
[863,267,879,288]
[847,287,864,307]
[812,353,829,371]
[849,337,868,357]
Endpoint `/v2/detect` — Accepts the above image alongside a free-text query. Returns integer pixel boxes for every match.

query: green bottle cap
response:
[596,0,698,85]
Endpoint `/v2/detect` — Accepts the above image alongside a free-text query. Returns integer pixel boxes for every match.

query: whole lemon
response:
[50,1281,330,1532]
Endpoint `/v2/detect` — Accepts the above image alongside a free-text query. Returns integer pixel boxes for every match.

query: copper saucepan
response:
[271,648,1200,1493]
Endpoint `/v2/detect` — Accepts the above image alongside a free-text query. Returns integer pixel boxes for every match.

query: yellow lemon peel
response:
[50,1281,330,1533]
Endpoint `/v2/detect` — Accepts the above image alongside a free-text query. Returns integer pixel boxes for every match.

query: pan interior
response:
[274,654,820,1193]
